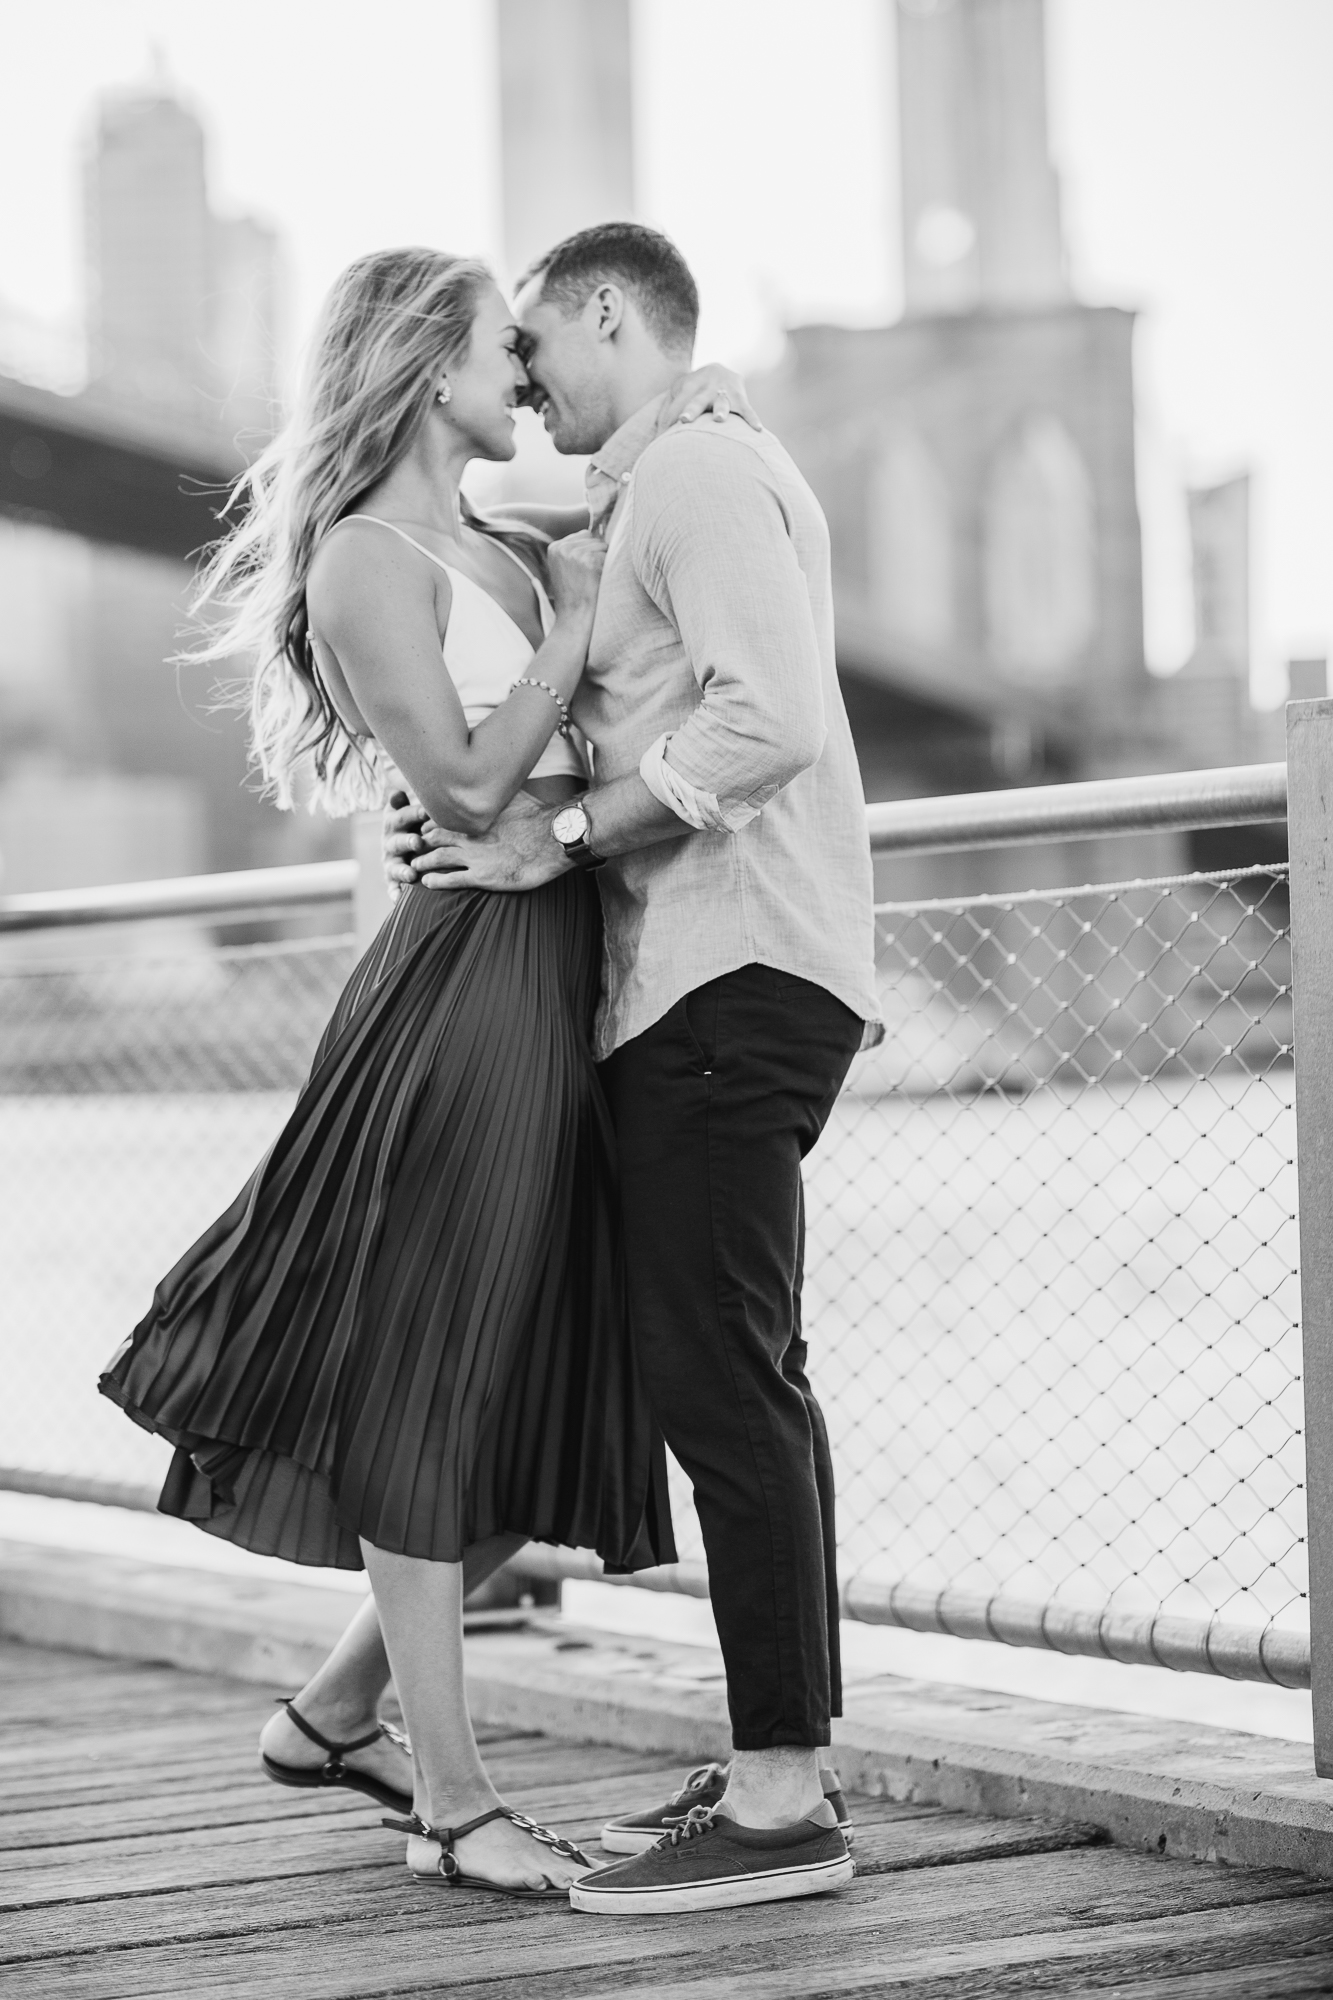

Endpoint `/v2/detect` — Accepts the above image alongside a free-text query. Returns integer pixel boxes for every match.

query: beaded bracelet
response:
[510,675,572,738]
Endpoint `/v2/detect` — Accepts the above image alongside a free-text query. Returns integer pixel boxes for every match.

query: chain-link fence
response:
[0,935,357,1497]
[0,862,1304,1675]
[814,865,1301,1655]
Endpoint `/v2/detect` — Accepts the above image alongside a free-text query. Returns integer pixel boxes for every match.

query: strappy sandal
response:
[261,1697,414,1816]
[383,1808,591,1900]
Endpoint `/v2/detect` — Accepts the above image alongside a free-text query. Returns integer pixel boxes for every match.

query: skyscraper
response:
[83,80,281,434]
[498,0,635,282]
[85,86,212,414]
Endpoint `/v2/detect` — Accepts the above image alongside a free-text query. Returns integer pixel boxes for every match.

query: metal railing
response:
[3,734,1329,1751]
[0,859,357,932]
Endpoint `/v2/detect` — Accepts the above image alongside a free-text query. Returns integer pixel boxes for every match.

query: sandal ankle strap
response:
[277,1697,383,1759]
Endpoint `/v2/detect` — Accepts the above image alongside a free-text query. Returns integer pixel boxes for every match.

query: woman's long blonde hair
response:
[191,246,510,815]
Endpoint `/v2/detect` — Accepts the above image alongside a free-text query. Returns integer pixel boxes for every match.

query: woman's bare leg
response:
[259,1535,525,1802]
[362,1537,586,1891]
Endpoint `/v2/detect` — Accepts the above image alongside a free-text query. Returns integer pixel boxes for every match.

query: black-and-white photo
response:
[0,1,1330,1989]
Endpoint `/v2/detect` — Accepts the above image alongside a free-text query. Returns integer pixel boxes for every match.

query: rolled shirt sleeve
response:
[638,731,764,834]
[628,431,829,826]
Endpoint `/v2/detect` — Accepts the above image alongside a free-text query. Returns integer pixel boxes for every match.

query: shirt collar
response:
[585,393,668,532]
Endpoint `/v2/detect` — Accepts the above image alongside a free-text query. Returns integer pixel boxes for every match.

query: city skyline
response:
[0,0,1328,701]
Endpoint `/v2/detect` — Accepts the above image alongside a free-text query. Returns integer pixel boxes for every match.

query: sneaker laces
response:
[667,1761,727,1807]
[664,1805,719,1848]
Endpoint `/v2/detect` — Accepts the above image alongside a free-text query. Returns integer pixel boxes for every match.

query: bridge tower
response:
[498,0,634,284]
[755,0,1148,831]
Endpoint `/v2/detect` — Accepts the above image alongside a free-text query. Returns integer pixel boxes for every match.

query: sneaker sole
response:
[570,1852,855,1915]
[599,1820,855,1856]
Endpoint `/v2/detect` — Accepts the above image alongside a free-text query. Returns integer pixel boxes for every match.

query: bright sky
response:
[1,0,1329,697]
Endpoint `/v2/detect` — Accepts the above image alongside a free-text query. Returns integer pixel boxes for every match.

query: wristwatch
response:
[552,799,605,871]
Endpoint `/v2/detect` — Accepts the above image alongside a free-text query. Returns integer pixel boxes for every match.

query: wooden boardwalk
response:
[3,1639,1333,1998]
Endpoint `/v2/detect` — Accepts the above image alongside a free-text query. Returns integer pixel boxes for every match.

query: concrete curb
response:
[5,1537,1333,1881]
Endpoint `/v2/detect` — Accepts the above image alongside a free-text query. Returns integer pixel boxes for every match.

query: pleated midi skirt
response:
[99,875,675,1574]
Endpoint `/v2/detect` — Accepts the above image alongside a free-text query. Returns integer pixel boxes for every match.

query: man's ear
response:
[583,282,626,344]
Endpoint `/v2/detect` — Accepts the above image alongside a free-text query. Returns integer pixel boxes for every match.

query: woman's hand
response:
[383,790,428,888]
[546,528,607,624]
[657,364,761,432]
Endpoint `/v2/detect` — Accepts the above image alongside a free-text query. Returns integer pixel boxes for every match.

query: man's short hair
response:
[519,222,699,355]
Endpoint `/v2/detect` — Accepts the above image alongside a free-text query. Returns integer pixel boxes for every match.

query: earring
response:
[436,381,452,406]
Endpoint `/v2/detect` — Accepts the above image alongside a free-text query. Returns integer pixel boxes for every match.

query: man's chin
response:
[542,409,590,456]
[551,427,599,457]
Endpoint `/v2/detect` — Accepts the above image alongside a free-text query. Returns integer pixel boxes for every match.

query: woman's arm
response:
[307,531,603,834]
[658,364,761,431]
[487,501,590,540]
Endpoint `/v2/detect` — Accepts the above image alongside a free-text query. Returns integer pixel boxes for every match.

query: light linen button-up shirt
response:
[573,395,882,1063]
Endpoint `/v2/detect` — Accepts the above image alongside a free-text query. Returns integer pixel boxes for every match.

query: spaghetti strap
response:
[488,534,555,625]
[327,512,554,638]
[327,513,454,577]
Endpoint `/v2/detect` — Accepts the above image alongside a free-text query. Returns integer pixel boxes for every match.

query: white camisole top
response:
[326,513,586,783]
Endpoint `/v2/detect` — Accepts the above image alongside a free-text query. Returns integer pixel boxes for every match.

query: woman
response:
[100,247,748,1897]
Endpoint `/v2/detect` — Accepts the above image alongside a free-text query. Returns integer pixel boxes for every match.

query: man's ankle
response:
[719,1746,824,1829]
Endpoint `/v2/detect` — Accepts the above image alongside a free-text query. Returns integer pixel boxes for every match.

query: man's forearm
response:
[585,773,694,859]
[403,770,693,895]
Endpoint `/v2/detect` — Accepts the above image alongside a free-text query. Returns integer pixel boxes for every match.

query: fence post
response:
[352,811,393,950]
[1288,696,1333,1774]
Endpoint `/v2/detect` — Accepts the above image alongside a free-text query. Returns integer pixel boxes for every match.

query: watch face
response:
[552,805,588,846]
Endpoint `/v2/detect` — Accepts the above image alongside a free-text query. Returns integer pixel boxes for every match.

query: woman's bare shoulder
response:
[307,519,447,634]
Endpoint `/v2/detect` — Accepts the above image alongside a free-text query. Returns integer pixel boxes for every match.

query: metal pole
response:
[865,760,1286,856]
[0,860,356,932]
[352,812,394,950]
[1288,697,1333,1773]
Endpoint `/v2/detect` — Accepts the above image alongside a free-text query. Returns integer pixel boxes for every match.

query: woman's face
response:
[440,282,529,462]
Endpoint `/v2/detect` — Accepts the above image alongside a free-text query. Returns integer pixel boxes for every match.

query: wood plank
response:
[0,1757,701,1851]
[0,1815,407,1907]
[850,1812,1103,1876]
[0,1781,386,1847]
[0,1680,260,1729]
[0,1750,283,1815]
[0,1647,262,1700]
[0,1782,721,1908]
[0,1738,673,1821]
[0,1861,428,1964]
[0,1808,1108,1964]
[2,1854,1324,2000]
[1089,1963,1333,2000]
[2,1639,1329,1998]
[583,1897,1333,2000]
[0,1766,1008,1867]
[0,1720,533,1786]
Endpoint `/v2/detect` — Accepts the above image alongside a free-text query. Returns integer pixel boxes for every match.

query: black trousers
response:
[600,963,863,1749]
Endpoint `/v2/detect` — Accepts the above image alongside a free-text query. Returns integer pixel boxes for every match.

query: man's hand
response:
[384,790,429,889]
[411,792,568,893]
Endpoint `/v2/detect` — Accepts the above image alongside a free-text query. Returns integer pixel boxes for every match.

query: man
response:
[390,223,881,1914]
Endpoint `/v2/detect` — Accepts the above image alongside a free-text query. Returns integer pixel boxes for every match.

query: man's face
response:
[515,281,620,456]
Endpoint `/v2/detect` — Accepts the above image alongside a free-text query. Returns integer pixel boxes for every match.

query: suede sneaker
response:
[570,1800,854,1914]
[600,1762,852,1854]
